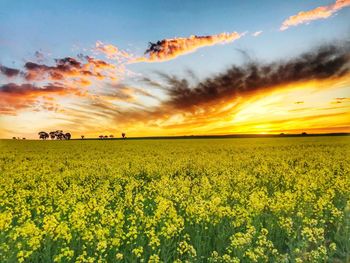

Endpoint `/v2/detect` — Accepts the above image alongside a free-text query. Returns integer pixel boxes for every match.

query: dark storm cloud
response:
[151,43,350,109]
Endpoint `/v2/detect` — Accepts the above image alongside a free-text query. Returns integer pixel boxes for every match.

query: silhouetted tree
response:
[55,130,65,140]
[12,137,16,140]
[301,132,308,135]
[39,130,71,140]
[81,135,85,140]
[49,131,56,140]
[122,133,126,139]
[109,135,114,138]
[22,138,26,140]
[38,131,49,140]
[99,135,104,139]
[104,135,108,139]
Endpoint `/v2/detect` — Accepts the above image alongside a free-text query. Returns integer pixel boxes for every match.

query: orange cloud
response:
[24,56,121,85]
[281,0,350,30]
[0,55,130,115]
[95,41,132,63]
[133,32,243,63]
[0,83,70,115]
[95,33,243,64]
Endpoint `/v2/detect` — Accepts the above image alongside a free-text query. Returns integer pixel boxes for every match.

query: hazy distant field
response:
[1,137,349,262]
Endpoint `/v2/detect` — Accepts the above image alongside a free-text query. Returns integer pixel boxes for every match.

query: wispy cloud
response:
[281,0,350,30]
[95,41,133,63]
[95,32,243,64]
[252,31,262,37]
[137,32,243,62]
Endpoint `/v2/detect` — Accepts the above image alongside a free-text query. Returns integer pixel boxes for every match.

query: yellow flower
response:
[132,246,144,258]
[149,254,160,263]
[0,211,13,231]
[116,253,124,260]
[329,242,337,251]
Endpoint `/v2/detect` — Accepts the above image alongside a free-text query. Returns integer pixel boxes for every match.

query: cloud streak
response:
[95,32,243,64]
[95,41,132,63]
[158,43,350,110]
[132,32,243,63]
[281,0,350,30]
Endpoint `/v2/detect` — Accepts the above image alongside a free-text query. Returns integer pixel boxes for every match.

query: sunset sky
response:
[0,0,349,139]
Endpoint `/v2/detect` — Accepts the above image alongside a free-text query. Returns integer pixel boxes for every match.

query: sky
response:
[0,0,349,139]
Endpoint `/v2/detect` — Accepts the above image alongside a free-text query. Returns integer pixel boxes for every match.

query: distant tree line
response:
[78,133,126,140]
[38,130,71,140]
[34,131,126,140]
[97,133,126,139]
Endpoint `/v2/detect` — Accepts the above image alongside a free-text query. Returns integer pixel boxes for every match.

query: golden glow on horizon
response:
[1,76,349,139]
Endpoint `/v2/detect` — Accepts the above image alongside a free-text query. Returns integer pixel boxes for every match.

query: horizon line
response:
[3,132,350,140]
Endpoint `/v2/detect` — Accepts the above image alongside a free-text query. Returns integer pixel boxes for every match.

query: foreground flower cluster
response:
[0,137,349,262]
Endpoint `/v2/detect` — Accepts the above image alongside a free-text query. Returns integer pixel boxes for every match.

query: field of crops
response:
[0,137,349,262]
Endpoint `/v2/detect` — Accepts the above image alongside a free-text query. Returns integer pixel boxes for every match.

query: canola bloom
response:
[0,137,349,262]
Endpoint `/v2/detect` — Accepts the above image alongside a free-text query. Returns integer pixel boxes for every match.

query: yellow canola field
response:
[0,137,349,262]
